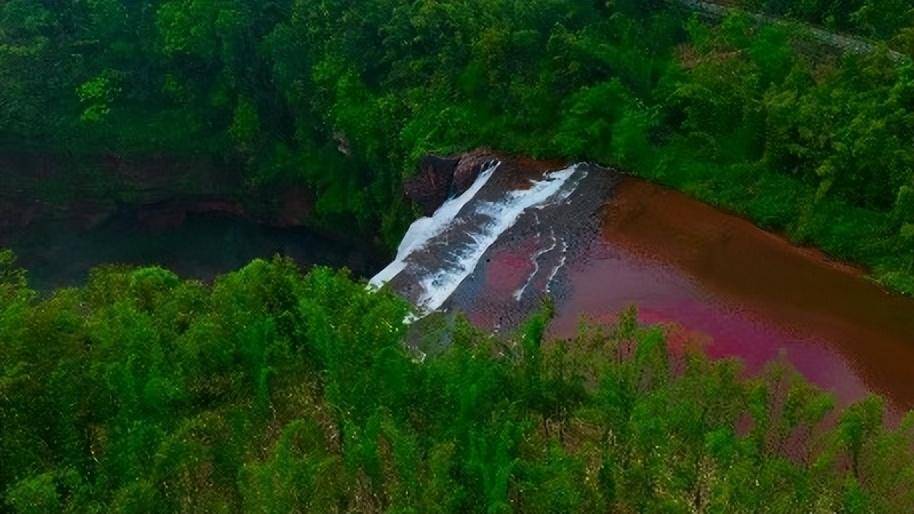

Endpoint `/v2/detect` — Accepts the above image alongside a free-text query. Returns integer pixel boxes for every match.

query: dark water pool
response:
[2,211,381,292]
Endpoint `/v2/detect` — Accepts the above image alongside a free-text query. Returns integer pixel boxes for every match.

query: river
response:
[6,156,913,409]
[373,156,914,410]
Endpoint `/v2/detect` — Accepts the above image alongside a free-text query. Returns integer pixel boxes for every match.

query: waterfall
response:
[372,162,588,316]
[369,161,501,289]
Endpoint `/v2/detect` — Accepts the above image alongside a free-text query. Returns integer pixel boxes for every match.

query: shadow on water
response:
[3,210,382,292]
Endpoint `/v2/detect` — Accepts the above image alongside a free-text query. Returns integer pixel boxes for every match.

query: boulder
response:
[453,149,498,197]
[403,150,503,215]
[404,156,460,216]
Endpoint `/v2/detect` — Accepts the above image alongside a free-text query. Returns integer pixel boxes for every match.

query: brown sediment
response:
[555,177,914,408]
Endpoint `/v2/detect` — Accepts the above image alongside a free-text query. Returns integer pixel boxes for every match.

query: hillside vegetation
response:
[728,0,914,47]
[1,252,913,512]
[4,3,914,511]
[2,1,914,291]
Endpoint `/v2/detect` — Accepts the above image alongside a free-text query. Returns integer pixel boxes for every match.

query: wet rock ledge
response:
[404,149,500,215]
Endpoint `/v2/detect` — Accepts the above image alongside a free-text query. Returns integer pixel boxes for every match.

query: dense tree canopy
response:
[4,3,914,511]
[1,0,913,291]
[1,253,913,512]
[734,0,914,42]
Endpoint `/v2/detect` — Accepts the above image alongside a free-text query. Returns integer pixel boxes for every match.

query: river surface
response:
[3,211,380,292]
[373,158,914,410]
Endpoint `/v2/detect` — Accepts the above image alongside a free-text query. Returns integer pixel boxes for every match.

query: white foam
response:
[546,169,588,207]
[544,239,569,294]
[513,229,557,301]
[369,161,500,288]
[416,165,581,312]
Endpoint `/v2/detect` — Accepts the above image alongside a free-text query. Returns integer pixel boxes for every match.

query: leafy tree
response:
[1,255,913,511]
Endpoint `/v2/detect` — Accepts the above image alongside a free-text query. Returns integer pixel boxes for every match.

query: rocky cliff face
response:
[403,156,460,216]
[403,149,500,215]
[3,148,525,247]
[0,152,317,242]
[453,149,500,195]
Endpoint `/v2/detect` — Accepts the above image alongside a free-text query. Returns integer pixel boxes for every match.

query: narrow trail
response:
[671,0,906,62]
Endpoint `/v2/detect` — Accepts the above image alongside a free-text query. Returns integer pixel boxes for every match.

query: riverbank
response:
[629,145,914,297]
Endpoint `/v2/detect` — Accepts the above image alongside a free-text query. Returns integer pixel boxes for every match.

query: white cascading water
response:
[415,165,580,312]
[369,161,501,289]
[513,229,557,301]
[371,162,585,316]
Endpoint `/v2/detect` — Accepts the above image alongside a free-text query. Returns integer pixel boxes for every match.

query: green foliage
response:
[228,96,261,152]
[3,2,914,510]
[3,0,914,290]
[735,0,914,42]
[0,255,912,512]
[77,71,121,124]
[5,473,59,514]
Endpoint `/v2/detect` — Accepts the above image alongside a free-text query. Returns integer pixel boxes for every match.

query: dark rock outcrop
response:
[403,156,460,216]
[0,152,322,242]
[404,150,500,215]
[453,149,498,197]
[273,186,315,228]
[0,152,243,234]
[136,198,247,231]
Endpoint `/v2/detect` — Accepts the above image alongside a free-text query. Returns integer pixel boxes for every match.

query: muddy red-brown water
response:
[377,156,914,410]
[550,178,914,409]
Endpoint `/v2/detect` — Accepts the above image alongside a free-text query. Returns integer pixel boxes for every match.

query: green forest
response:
[730,0,914,45]
[4,0,914,512]
[3,0,914,291]
[2,253,913,512]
